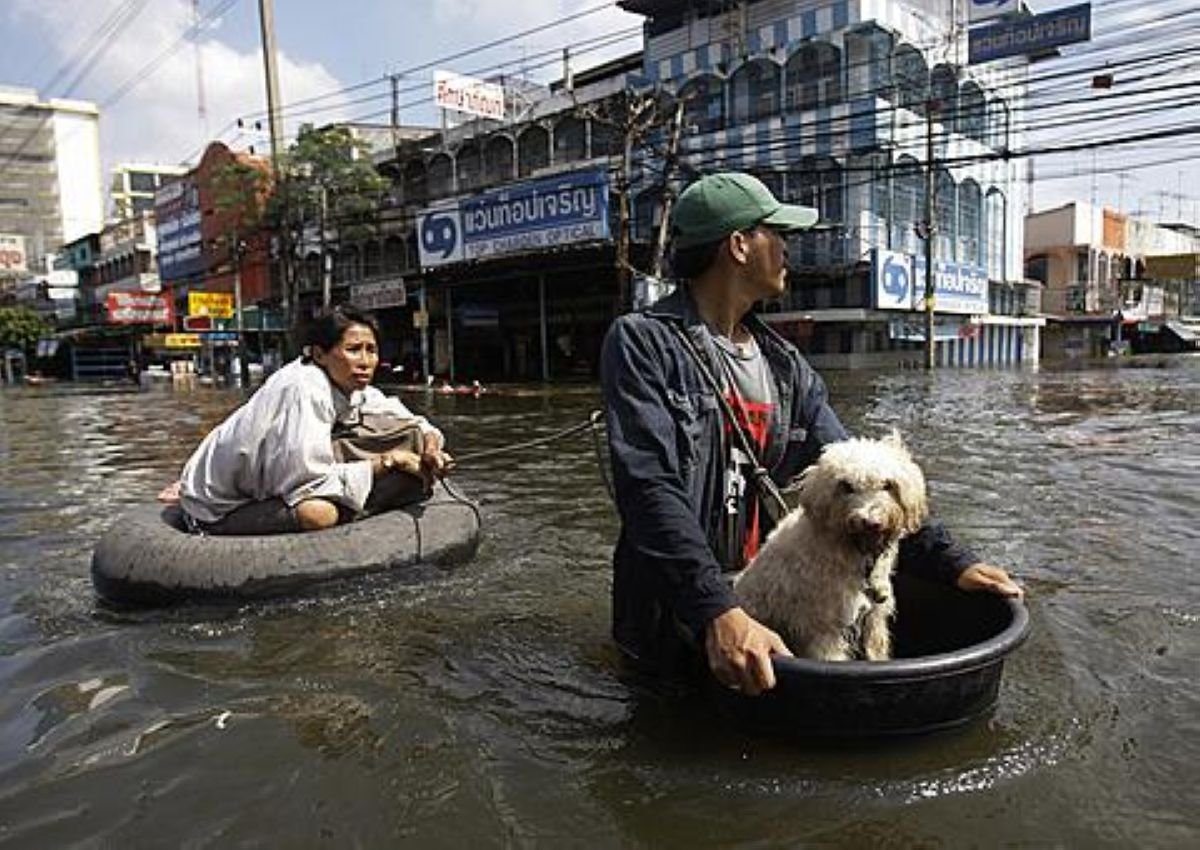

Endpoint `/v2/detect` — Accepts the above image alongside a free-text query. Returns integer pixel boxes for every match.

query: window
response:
[402,160,427,204]
[935,169,955,262]
[484,136,514,184]
[427,154,453,198]
[984,189,1006,281]
[892,156,924,254]
[518,126,550,176]
[930,65,958,131]
[730,60,781,125]
[554,116,586,162]
[892,46,928,114]
[456,142,482,192]
[785,42,842,112]
[986,98,1010,150]
[959,82,986,143]
[959,179,982,266]
[129,172,158,192]
[678,75,725,133]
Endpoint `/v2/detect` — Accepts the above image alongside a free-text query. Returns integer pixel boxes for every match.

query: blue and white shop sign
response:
[873,249,989,316]
[417,169,610,268]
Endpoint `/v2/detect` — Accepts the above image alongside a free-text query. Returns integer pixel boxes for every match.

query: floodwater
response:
[0,359,1197,848]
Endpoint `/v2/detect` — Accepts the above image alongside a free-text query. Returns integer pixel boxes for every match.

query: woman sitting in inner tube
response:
[163,303,454,535]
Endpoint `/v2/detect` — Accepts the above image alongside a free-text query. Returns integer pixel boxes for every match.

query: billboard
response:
[873,249,989,315]
[434,70,505,121]
[155,176,204,281]
[969,3,1092,64]
[0,234,27,274]
[106,292,174,325]
[351,278,407,310]
[188,291,234,319]
[417,169,610,268]
[968,0,1020,25]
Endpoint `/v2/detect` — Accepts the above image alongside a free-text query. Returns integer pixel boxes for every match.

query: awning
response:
[1164,320,1199,343]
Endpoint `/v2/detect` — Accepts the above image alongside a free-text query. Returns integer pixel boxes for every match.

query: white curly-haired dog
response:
[735,432,929,661]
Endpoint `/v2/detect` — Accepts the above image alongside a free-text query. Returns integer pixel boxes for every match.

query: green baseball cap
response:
[671,172,818,248]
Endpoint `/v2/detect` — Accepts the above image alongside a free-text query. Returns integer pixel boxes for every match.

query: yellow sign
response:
[188,291,234,318]
[164,333,202,349]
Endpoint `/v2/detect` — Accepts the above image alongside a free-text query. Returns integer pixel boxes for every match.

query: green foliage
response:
[211,159,270,233]
[0,306,52,355]
[275,124,388,243]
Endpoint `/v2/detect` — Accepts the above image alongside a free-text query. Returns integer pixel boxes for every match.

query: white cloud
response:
[13,0,349,171]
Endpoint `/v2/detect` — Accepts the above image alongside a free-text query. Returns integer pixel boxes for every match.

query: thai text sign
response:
[434,70,505,121]
[188,291,234,318]
[873,249,989,315]
[351,278,407,310]
[0,234,27,273]
[969,4,1092,64]
[107,292,174,325]
[155,177,204,281]
[417,169,610,268]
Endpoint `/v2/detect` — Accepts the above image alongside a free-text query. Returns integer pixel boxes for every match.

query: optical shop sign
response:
[873,249,989,315]
[417,169,610,268]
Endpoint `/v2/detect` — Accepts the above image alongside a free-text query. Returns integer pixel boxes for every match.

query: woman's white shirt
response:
[179,357,441,523]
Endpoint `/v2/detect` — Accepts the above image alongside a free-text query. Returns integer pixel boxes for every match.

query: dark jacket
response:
[600,286,978,669]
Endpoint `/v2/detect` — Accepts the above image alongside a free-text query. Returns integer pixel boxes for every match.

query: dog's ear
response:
[896,464,929,534]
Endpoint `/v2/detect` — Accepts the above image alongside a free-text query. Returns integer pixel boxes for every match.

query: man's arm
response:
[601,319,736,634]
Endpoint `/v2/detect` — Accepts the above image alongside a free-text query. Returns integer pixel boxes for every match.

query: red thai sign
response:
[106,292,174,325]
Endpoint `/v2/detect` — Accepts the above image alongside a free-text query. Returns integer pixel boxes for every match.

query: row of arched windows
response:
[677,45,1008,148]
[634,157,1007,278]
[297,235,419,290]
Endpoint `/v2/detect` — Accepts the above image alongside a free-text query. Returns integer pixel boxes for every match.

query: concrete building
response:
[1026,203,1200,357]
[355,0,1042,381]
[0,87,104,270]
[109,162,187,221]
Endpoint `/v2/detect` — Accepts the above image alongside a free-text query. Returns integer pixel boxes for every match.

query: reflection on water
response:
[1,360,1198,847]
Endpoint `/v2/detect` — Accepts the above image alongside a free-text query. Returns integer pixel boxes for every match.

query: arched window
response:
[402,160,426,204]
[844,26,893,97]
[730,59,781,125]
[427,154,453,198]
[935,168,956,262]
[984,188,1007,281]
[930,64,958,131]
[518,125,550,176]
[383,236,404,273]
[554,116,587,162]
[363,240,382,279]
[785,42,842,112]
[634,188,663,242]
[678,74,725,133]
[986,98,1010,150]
[456,141,482,192]
[590,120,620,157]
[959,81,986,143]
[783,156,843,223]
[483,135,514,184]
[892,45,928,115]
[893,156,924,254]
[959,179,982,267]
[338,245,360,283]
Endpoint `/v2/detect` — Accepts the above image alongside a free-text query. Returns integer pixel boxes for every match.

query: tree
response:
[0,306,51,356]
[211,157,272,387]
[273,124,389,308]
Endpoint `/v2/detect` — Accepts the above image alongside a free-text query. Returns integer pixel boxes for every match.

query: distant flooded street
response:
[1,359,1197,847]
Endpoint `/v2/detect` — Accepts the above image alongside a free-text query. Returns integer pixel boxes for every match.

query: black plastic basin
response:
[712,572,1031,736]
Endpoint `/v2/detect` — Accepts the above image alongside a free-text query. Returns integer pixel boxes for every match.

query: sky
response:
[0,0,1197,224]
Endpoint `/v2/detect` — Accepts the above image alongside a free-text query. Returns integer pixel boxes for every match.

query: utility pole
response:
[320,184,331,307]
[258,0,290,352]
[233,237,250,387]
[923,103,937,370]
[390,73,401,162]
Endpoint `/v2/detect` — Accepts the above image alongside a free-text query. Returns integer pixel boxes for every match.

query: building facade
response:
[0,87,104,272]
[109,162,188,222]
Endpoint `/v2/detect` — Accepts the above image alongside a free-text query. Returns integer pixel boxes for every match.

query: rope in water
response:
[445,410,615,503]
